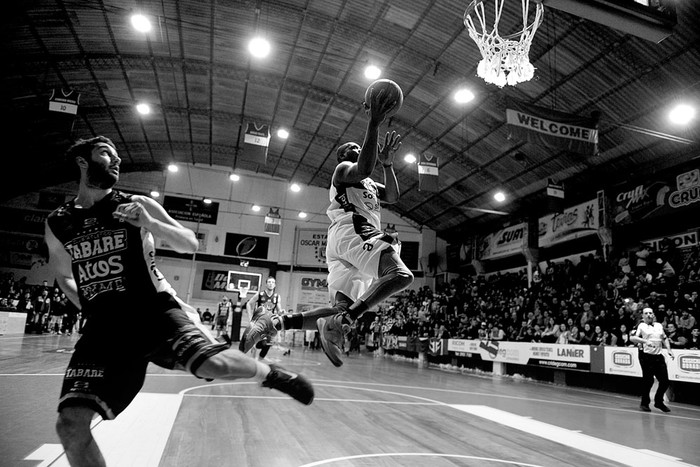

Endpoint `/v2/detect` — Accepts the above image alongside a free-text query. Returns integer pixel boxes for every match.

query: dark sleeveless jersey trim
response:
[47,190,134,244]
[351,214,393,244]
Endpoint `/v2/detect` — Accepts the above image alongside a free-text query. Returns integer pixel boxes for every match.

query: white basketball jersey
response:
[327,177,382,229]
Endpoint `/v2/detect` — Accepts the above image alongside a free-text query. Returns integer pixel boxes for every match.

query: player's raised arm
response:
[113,195,199,254]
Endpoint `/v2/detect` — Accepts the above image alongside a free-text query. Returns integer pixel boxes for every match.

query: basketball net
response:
[464,0,543,87]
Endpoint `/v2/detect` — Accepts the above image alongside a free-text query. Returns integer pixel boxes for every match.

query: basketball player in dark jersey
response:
[241,277,289,358]
[45,136,313,467]
[241,88,413,367]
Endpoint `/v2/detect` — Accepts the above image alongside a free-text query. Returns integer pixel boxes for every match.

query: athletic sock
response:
[347,300,368,321]
[271,315,285,331]
[282,313,304,330]
[254,360,271,381]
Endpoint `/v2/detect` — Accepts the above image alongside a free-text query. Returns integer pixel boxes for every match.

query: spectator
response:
[677,308,696,334]
[601,329,618,346]
[489,323,505,341]
[568,326,582,344]
[665,323,687,349]
[635,242,651,271]
[555,323,570,344]
[580,323,595,345]
[686,327,700,349]
[616,324,633,347]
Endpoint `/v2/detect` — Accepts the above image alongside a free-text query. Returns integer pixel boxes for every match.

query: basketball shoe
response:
[316,312,351,367]
[239,307,278,353]
[262,363,314,405]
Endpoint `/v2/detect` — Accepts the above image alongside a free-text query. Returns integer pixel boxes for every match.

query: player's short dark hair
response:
[65,136,116,162]
[336,142,355,162]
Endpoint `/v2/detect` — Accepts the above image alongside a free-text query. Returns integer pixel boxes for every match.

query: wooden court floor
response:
[1,333,699,467]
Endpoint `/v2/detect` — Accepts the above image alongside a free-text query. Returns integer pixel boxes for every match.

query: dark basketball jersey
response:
[47,190,175,312]
[257,290,280,313]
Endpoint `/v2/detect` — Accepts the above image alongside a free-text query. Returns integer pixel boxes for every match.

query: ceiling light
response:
[150,190,160,198]
[248,37,271,58]
[136,103,150,115]
[669,104,696,124]
[277,128,289,139]
[167,164,178,173]
[364,65,381,80]
[454,88,475,104]
[404,153,417,164]
[252,205,261,212]
[494,191,506,202]
[290,183,301,192]
[203,198,212,204]
[229,173,240,182]
[298,212,307,219]
[131,14,152,33]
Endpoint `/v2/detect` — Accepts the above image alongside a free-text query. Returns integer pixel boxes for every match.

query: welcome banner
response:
[506,100,599,155]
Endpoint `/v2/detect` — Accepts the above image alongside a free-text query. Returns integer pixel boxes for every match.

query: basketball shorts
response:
[58,292,228,420]
[326,215,400,302]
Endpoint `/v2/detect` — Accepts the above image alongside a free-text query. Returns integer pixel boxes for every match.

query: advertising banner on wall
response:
[291,272,330,313]
[597,346,700,383]
[163,196,219,225]
[538,199,599,248]
[447,339,591,370]
[610,165,699,226]
[294,228,328,267]
[477,223,527,260]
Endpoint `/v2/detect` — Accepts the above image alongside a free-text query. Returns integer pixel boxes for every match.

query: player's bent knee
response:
[56,407,93,443]
[396,269,414,288]
[195,349,247,379]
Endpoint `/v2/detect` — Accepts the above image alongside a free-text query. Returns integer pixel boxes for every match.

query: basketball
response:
[364,79,403,117]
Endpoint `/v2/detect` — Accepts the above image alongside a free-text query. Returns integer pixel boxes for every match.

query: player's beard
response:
[86,158,118,189]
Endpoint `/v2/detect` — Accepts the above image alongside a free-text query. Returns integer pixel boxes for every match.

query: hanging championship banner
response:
[48,88,80,115]
[241,122,270,164]
[264,207,281,235]
[506,99,599,155]
[48,88,80,136]
[418,153,439,192]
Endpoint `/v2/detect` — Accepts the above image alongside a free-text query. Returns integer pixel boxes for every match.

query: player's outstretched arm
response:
[113,195,199,254]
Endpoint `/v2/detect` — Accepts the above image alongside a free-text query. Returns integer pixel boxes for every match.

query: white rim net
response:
[464,0,544,87]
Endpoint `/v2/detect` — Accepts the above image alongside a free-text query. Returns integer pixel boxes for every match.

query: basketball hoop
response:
[238,287,249,299]
[464,0,544,87]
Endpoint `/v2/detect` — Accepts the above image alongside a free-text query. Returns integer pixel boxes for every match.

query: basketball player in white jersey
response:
[241,88,414,366]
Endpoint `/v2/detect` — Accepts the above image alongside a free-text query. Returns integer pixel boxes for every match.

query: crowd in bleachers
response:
[2,238,699,351]
[370,239,700,350]
[0,273,82,335]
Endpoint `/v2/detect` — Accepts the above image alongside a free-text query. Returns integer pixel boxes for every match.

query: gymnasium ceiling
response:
[2,0,699,244]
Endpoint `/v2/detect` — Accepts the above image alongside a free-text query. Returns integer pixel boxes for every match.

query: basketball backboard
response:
[226,271,262,294]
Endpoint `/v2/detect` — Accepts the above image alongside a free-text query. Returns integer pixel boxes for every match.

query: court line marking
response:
[23,382,696,467]
[453,405,696,467]
[4,373,698,420]
[24,393,183,467]
[298,453,544,467]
